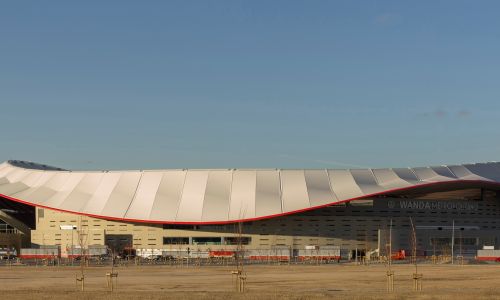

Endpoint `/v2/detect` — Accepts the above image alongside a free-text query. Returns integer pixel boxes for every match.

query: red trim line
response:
[1,179,500,225]
[477,257,500,261]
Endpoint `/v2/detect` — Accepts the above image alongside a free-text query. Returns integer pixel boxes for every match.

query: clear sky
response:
[1,1,499,170]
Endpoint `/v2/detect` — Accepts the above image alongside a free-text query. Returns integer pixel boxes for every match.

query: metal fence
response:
[0,245,488,267]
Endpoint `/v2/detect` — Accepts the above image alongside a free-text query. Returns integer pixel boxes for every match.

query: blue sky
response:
[1,1,499,170]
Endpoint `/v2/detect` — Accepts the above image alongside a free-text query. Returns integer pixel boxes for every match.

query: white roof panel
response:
[125,171,163,220]
[100,172,142,218]
[228,170,256,220]
[255,170,282,216]
[149,171,186,221]
[304,170,336,207]
[202,170,232,222]
[350,169,385,195]
[59,173,105,212]
[372,169,412,190]
[281,170,310,213]
[327,169,364,200]
[82,173,122,215]
[176,170,209,222]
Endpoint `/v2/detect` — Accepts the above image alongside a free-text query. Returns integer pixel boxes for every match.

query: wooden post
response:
[413,273,423,291]
[75,274,85,291]
[386,270,394,292]
[239,272,246,292]
[231,270,246,293]
[106,272,119,291]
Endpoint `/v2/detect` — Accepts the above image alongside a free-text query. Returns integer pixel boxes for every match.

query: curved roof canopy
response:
[1,160,500,224]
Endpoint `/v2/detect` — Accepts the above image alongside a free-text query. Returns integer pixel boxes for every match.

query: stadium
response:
[1,159,500,260]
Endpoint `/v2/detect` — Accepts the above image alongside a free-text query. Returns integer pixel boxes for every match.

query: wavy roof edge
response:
[6,159,500,172]
[1,160,500,224]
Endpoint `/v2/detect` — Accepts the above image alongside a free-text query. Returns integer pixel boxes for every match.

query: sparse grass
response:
[1,264,500,299]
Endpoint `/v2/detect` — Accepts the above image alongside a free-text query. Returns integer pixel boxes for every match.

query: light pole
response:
[389,218,392,267]
[451,220,455,264]
[71,228,74,259]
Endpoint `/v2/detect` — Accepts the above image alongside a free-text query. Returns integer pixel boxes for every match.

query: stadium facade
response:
[1,160,500,258]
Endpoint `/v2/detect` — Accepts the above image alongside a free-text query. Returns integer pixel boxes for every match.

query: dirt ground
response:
[0,263,500,299]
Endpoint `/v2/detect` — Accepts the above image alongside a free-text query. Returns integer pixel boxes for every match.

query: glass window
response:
[163,237,189,245]
[192,237,221,245]
[224,237,251,245]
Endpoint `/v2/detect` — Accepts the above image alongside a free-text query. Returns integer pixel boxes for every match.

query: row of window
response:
[162,237,251,245]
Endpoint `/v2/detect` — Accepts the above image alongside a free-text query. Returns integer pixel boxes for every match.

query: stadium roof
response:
[1,160,500,224]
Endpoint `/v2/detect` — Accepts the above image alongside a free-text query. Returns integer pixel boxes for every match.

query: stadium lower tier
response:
[16,188,500,258]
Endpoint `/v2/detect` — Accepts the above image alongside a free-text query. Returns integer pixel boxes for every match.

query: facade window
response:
[163,237,189,245]
[224,237,251,245]
[192,237,221,245]
[163,224,195,230]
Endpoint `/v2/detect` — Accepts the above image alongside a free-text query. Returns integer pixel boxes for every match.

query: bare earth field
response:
[1,263,500,299]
